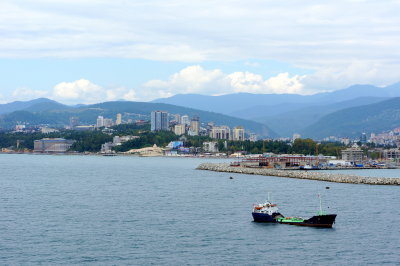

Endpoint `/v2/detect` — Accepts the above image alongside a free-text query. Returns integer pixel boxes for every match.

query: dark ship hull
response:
[252,212,283,223]
[277,214,337,228]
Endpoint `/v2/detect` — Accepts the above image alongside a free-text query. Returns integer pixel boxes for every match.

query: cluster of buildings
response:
[68,114,146,131]
[310,128,400,147]
[239,143,398,169]
[150,110,253,141]
[369,128,400,146]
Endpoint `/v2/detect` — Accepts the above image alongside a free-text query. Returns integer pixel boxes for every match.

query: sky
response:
[0,0,400,104]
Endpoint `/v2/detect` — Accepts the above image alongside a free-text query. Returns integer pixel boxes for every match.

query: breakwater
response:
[197,163,400,185]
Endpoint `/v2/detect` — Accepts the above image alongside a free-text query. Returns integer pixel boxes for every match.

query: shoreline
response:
[0,152,232,159]
[196,163,400,186]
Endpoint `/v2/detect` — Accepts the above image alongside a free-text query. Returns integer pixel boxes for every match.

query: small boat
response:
[299,164,320,170]
[252,194,284,222]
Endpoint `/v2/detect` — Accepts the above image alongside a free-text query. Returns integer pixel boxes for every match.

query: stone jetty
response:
[197,163,400,185]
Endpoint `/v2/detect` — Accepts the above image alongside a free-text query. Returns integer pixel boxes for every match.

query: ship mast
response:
[319,193,323,214]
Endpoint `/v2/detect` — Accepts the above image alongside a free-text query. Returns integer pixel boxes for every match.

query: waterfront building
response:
[203,141,219,153]
[101,142,115,153]
[166,141,184,149]
[210,126,231,140]
[382,149,400,160]
[232,126,245,141]
[151,111,169,131]
[174,124,186,135]
[341,144,363,163]
[116,113,122,125]
[181,115,190,126]
[34,138,75,153]
[96,116,104,127]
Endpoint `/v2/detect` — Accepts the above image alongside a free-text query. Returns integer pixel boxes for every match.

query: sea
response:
[0,154,399,265]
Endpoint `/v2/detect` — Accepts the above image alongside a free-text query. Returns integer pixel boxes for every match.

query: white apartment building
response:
[174,124,186,135]
[232,126,245,141]
[210,126,231,140]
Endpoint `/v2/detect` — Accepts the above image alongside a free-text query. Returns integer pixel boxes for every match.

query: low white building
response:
[203,141,219,153]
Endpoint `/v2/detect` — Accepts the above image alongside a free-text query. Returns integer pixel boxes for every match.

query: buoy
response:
[229,176,233,179]
[326,186,330,189]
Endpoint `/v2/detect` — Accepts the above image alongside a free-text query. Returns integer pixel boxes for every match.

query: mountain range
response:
[301,97,400,138]
[0,99,275,137]
[1,82,400,139]
[152,83,400,116]
[153,82,400,137]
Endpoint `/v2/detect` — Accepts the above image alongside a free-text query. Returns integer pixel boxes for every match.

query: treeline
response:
[0,124,346,155]
[0,130,112,152]
[0,123,151,152]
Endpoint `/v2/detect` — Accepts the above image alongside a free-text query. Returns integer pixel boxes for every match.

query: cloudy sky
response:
[1,0,399,104]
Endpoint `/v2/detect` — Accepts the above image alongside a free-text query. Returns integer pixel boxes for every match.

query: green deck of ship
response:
[276,217,305,223]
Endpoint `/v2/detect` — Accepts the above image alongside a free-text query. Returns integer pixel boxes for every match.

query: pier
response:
[196,163,400,185]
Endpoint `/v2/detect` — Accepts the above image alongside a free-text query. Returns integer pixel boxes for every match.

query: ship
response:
[275,213,337,228]
[252,195,284,222]
[276,193,336,228]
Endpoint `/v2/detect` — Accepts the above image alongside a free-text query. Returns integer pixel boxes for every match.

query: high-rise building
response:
[174,114,181,124]
[232,126,245,141]
[69,117,79,128]
[174,124,186,135]
[104,118,114,128]
[116,113,122,125]
[360,132,367,144]
[96,116,104,127]
[210,126,231,140]
[181,115,190,126]
[151,111,169,131]
[189,116,200,136]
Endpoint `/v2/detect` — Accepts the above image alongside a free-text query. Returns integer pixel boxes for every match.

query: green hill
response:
[301,97,400,138]
[0,101,277,137]
[254,97,388,137]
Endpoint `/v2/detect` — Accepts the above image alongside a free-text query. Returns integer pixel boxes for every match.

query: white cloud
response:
[1,1,400,92]
[52,79,137,104]
[143,65,308,99]
[0,93,6,104]
[11,87,48,100]
[1,1,399,64]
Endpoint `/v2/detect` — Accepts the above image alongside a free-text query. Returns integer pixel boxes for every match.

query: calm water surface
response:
[0,154,399,265]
